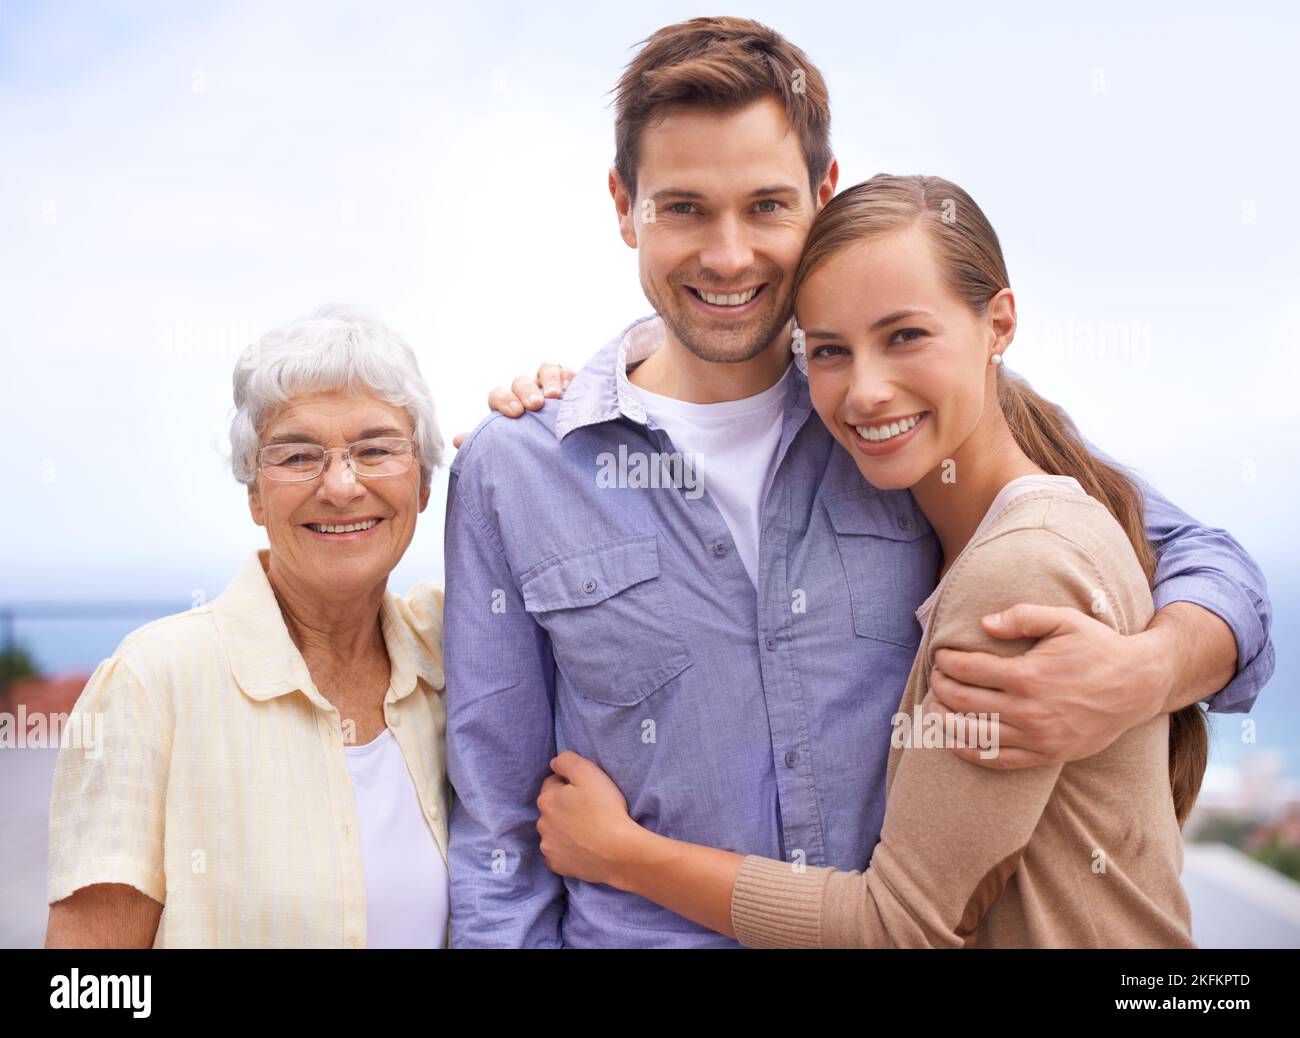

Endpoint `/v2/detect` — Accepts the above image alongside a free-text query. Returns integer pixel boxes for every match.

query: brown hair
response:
[612,17,833,201]
[794,174,1207,827]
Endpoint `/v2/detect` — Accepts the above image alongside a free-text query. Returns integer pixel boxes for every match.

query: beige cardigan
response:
[730,490,1195,948]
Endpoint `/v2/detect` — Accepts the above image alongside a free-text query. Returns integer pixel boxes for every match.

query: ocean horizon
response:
[5,553,1296,788]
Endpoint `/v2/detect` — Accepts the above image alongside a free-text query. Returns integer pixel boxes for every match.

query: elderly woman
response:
[45,305,451,948]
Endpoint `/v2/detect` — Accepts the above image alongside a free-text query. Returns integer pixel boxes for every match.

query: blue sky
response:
[1,1,1297,785]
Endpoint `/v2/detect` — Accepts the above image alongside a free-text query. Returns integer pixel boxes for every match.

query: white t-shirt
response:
[344,726,449,948]
[914,474,1087,634]
[627,363,793,587]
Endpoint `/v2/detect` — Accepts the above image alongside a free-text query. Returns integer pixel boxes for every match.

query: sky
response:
[1,0,1297,781]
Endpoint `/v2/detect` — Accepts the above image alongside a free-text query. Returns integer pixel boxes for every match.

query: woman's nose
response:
[847,357,894,414]
[316,454,366,503]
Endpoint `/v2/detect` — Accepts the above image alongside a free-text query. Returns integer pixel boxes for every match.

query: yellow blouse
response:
[47,550,449,948]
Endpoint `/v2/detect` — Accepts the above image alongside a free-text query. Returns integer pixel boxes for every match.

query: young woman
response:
[531,174,1208,947]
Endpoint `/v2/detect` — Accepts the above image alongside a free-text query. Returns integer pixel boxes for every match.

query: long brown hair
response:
[793,174,1207,827]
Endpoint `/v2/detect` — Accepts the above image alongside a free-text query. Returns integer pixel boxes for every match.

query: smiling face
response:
[247,388,429,599]
[614,96,835,363]
[799,224,1015,491]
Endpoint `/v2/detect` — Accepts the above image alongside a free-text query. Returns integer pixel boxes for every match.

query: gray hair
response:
[229,305,442,489]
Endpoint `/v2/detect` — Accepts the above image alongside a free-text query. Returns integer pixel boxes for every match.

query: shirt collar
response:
[212,550,443,710]
[380,580,446,701]
[555,313,807,441]
[555,314,661,440]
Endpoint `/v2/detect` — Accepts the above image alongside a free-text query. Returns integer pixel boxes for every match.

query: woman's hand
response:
[451,362,576,448]
[536,750,646,889]
[538,751,747,938]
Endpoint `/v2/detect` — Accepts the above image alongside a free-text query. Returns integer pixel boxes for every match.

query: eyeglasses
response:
[257,436,417,483]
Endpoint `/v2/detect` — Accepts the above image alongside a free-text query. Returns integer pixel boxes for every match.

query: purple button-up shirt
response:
[444,315,1274,947]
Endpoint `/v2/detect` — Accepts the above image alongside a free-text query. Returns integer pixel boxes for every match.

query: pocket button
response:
[581,578,597,594]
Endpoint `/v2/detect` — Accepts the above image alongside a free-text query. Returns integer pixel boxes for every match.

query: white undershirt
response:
[627,363,793,587]
[914,474,1087,634]
[343,726,449,948]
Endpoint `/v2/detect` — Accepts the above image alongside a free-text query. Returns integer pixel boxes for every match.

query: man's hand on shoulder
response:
[451,362,575,449]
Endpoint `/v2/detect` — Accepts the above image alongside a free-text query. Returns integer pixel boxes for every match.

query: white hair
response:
[229,305,442,489]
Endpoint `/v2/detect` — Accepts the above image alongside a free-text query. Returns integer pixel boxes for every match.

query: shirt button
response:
[426,803,438,820]
[898,515,913,530]
[388,712,402,728]
[582,578,598,594]
[765,636,776,651]
[785,751,798,768]
[712,541,727,557]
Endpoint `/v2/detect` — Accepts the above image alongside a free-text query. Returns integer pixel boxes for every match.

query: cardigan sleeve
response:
[731,508,1150,947]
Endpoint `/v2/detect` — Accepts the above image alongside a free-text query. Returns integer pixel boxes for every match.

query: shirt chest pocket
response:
[520,535,694,707]
[824,490,936,652]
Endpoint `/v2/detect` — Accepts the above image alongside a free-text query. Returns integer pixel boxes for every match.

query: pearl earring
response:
[990,353,1003,367]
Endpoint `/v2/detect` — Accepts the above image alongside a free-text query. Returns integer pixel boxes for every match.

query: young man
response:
[443,17,1273,947]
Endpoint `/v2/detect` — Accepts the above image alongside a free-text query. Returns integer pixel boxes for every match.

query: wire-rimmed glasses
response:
[257,437,417,483]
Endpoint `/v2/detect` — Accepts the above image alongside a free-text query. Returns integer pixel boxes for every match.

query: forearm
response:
[1128,449,1274,711]
[449,816,564,947]
[611,827,745,939]
[445,673,564,947]
[1138,601,1237,715]
[45,884,162,948]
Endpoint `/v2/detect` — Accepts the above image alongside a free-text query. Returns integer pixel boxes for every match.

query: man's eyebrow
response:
[649,184,802,203]
[805,309,937,339]
[650,188,706,202]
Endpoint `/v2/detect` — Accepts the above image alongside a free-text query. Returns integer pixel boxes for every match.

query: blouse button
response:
[388,712,402,728]
[712,541,727,557]
[581,578,597,594]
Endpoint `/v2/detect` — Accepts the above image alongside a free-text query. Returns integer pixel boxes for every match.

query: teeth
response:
[308,518,380,534]
[854,413,924,443]
[698,286,759,306]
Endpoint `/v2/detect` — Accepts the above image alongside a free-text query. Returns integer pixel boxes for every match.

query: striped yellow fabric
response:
[47,550,449,948]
